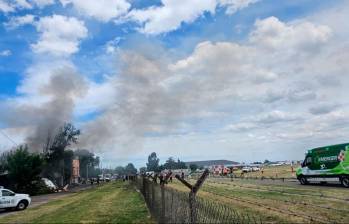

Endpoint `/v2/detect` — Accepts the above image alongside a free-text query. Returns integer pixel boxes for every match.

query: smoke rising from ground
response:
[78,44,249,153]
[0,67,87,152]
[79,52,184,153]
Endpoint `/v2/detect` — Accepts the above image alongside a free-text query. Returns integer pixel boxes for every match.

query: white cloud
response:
[253,110,302,124]
[0,49,11,56]
[127,0,259,34]
[31,0,55,8]
[31,15,88,56]
[14,0,32,9]
[0,127,29,151]
[309,103,340,115]
[105,37,122,54]
[218,0,259,15]
[249,16,332,51]
[128,0,216,34]
[0,0,14,12]
[0,0,54,13]
[76,79,116,116]
[4,14,35,29]
[60,0,130,22]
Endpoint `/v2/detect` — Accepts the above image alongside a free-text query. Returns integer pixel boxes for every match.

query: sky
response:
[0,0,349,167]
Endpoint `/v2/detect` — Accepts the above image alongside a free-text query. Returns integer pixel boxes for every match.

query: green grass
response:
[0,182,153,224]
[168,179,349,223]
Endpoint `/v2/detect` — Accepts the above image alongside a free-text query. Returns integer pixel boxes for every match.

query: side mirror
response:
[10,193,15,196]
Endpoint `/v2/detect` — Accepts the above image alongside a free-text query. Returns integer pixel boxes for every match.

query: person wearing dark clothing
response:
[159,174,164,186]
[181,172,185,179]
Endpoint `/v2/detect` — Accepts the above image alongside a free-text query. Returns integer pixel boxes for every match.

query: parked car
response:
[242,167,252,173]
[252,167,260,171]
[0,186,31,210]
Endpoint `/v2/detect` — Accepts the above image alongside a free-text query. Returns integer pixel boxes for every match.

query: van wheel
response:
[299,176,308,185]
[16,200,28,211]
[341,176,349,188]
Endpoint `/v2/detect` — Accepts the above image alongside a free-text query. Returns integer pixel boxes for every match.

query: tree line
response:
[140,152,196,173]
[0,123,100,195]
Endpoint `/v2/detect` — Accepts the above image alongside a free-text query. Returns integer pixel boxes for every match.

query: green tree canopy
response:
[114,166,126,176]
[146,152,159,172]
[139,167,146,174]
[125,163,137,175]
[5,145,44,192]
[189,164,198,172]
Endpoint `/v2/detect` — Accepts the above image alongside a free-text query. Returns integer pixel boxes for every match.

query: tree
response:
[146,152,159,172]
[44,123,80,156]
[114,166,126,176]
[43,123,80,186]
[5,145,44,192]
[0,150,10,173]
[177,159,187,169]
[139,167,147,174]
[264,159,270,164]
[125,163,137,175]
[189,164,198,172]
[163,157,176,170]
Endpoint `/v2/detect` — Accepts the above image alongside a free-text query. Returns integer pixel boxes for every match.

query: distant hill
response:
[185,160,239,167]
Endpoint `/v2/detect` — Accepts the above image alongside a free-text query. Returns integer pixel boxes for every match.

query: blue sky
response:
[1,0,349,167]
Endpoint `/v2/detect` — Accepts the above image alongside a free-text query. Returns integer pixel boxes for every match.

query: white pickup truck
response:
[0,187,31,210]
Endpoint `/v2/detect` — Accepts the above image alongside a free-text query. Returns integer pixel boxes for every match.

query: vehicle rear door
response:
[0,190,15,208]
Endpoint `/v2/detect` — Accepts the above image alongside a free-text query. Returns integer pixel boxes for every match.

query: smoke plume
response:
[0,67,87,152]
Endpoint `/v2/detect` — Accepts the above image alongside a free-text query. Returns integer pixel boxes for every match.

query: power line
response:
[0,129,18,147]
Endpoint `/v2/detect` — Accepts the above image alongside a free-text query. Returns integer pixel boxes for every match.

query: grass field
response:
[237,165,297,178]
[0,182,153,224]
[168,177,349,223]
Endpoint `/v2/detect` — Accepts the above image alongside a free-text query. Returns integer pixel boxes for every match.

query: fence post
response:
[160,171,172,223]
[189,191,196,224]
[175,169,209,224]
[160,185,165,223]
[142,176,146,195]
[151,182,155,214]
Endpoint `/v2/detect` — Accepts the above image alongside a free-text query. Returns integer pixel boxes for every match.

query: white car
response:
[242,167,252,172]
[0,187,31,211]
[252,167,261,171]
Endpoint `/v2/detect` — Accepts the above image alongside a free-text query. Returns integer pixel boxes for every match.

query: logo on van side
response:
[318,156,337,162]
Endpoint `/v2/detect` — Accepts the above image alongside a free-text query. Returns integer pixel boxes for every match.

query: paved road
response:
[0,184,97,217]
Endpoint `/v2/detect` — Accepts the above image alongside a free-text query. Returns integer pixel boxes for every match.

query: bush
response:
[4,145,44,194]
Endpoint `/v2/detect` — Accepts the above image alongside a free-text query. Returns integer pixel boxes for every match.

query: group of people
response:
[147,171,186,186]
[89,177,100,185]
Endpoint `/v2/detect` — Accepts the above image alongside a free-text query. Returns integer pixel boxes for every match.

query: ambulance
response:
[0,187,31,210]
[296,143,349,187]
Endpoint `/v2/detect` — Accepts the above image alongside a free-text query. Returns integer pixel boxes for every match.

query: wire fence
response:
[133,177,261,224]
